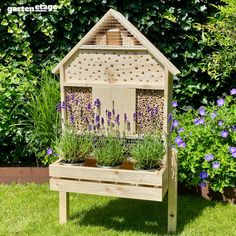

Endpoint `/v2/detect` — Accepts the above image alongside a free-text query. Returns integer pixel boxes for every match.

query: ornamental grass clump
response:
[94,136,124,167]
[131,134,165,170]
[55,129,93,163]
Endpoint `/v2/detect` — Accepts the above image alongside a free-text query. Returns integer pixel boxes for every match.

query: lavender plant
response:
[131,133,165,170]
[55,128,93,163]
[94,135,124,167]
[172,89,236,192]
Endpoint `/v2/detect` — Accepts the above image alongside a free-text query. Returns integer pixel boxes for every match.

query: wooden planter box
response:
[50,161,168,201]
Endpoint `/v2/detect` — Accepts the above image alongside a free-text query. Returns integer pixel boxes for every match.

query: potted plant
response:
[131,134,165,170]
[94,135,124,168]
[55,129,93,165]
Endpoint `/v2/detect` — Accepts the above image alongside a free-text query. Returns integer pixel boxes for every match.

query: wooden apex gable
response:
[52,9,180,76]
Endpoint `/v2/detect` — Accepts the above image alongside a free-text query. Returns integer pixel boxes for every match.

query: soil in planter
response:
[59,159,85,166]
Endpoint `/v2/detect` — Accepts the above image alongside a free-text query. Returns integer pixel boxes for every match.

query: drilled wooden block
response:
[64,49,165,88]
[65,87,93,131]
[136,89,164,134]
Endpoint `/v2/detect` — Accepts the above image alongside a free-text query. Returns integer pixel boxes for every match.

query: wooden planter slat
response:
[50,162,167,186]
[50,178,164,201]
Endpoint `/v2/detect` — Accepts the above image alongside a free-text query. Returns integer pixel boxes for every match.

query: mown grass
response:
[0,184,235,236]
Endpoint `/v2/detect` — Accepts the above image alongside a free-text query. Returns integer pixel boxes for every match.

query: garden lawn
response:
[0,184,235,236]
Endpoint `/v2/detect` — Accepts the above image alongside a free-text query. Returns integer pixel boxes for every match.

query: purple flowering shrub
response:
[172,89,236,192]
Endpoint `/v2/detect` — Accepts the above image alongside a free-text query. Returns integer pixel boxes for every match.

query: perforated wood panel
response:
[136,89,164,134]
[64,49,165,87]
[83,15,142,48]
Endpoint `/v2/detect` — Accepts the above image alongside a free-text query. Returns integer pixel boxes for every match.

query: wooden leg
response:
[168,149,178,233]
[59,191,69,224]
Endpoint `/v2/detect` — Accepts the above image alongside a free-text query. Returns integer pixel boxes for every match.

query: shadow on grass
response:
[71,193,217,235]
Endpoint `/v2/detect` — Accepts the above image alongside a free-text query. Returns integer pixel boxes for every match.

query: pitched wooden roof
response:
[52,9,180,75]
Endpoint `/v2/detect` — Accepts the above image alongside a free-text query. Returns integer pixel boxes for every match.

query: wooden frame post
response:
[59,192,69,224]
[168,149,177,233]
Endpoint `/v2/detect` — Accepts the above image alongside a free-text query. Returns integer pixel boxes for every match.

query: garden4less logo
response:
[7,4,57,13]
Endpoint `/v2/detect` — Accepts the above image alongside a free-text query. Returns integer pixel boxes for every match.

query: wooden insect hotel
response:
[49,9,180,233]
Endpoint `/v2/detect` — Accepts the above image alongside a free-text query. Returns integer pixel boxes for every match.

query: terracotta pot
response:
[178,183,236,204]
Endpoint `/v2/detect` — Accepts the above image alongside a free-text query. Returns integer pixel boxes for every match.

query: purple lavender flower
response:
[67,104,72,112]
[212,161,220,169]
[124,113,128,123]
[204,154,214,161]
[172,101,178,108]
[115,114,120,125]
[101,117,104,126]
[87,103,92,110]
[71,94,75,102]
[232,152,236,158]
[70,115,74,124]
[221,130,228,138]
[95,115,100,124]
[168,113,172,121]
[172,120,179,128]
[94,98,101,107]
[76,99,79,106]
[199,171,208,179]
[154,107,158,115]
[133,112,136,121]
[88,125,92,131]
[217,98,224,106]
[150,109,154,118]
[230,88,236,95]
[46,148,53,155]
[232,125,236,131]
[218,120,223,126]
[198,106,206,116]
[66,95,69,101]
[147,105,151,113]
[56,103,61,112]
[211,112,217,119]
[127,121,131,131]
[107,111,112,120]
[61,101,66,109]
[199,182,206,188]
[178,127,184,133]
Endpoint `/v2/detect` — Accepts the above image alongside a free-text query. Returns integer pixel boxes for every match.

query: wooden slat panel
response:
[49,162,166,186]
[79,45,146,50]
[50,178,163,201]
[63,82,165,90]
